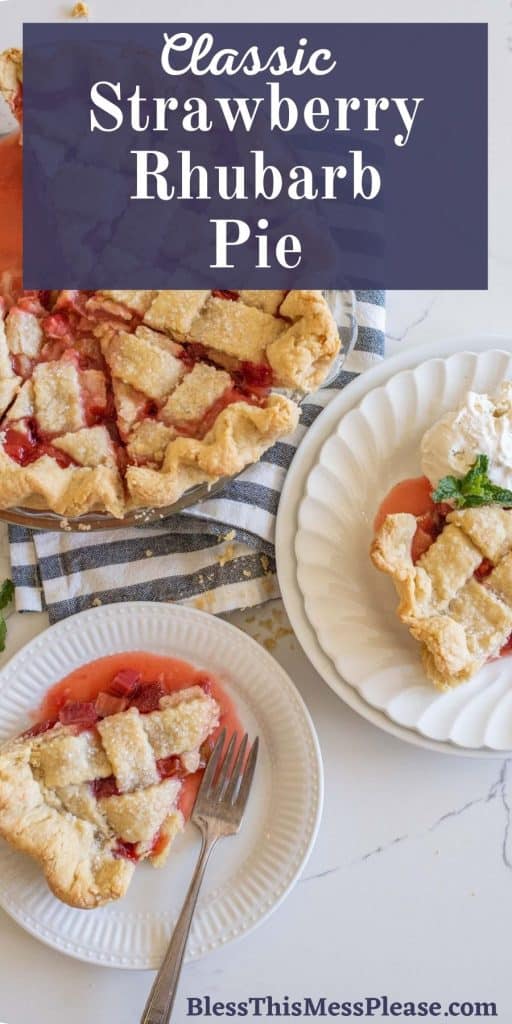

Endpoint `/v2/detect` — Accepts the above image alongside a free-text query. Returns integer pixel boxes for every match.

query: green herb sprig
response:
[432,454,512,509]
[0,579,14,652]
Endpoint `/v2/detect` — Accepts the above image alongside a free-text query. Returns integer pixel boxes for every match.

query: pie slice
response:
[0,49,340,518]
[371,507,512,689]
[0,682,219,908]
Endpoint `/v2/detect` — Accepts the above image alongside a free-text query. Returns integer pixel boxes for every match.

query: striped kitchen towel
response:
[8,290,385,622]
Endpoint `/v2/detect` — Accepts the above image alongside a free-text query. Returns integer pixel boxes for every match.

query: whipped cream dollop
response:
[421,382,512,489]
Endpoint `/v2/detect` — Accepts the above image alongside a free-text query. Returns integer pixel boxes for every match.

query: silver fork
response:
[140,729,259,1024]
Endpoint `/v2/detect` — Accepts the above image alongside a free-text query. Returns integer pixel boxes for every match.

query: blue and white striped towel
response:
[8,291,385,622]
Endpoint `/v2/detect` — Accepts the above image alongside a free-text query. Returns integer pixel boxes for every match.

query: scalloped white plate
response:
[295,349,512,753]
[0,602,323,968]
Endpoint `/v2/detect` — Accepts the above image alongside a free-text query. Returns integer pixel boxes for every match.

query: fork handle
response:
[141,832,217,1024]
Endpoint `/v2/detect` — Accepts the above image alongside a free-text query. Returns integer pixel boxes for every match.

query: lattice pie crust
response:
[371,508,512,689]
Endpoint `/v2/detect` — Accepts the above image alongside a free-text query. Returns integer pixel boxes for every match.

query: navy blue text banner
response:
[23,22,487,289]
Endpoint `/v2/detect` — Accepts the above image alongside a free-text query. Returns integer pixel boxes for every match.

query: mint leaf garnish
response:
[0,579,14,611]
[432,454,512,509]
[430,475,461,502]
[0,579,14,652]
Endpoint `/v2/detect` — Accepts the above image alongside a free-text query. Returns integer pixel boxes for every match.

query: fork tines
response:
[193,729,259,823]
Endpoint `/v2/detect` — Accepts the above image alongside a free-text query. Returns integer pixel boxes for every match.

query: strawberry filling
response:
[474,558,494,581]
[13,87,23,125]
[157,755,185,780]
[374,477,453,564]
[21,718,57,740]
[10,353,35,379]
[236,360,273,392]
[410,507,450,563]
[114,840,140,862]
[83,293,143,330]
[501,634,512,656]
[59,699,98,730]
[179,343,273,398]
[47,679,169,724]
[130,681,166,713]
[149,831,171,860]
[171,385,262,441]
[53,290,94,316]
[94,692,128,717]
[81,372,112,426]
[179,341,211,370]
[42,312,73,340]
[108,668,141,697]
[91,776,120,799]
[199,735,217,768]
[16,292,51,317]
[113,831,170,862]
[211,289,239,301]
[2,420,77,469]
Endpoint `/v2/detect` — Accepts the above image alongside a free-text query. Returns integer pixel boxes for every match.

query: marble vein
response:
[385,295,437,343]
[301,759,512,883]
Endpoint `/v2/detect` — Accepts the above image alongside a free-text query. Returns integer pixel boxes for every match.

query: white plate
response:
[276,336,512,759]
[295,349,512,753]
[0,602,323,968]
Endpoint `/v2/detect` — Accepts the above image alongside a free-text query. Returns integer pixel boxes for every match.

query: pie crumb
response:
[239,600,294,651]
[91,597,102,607]
[217,543,236,567]
[263,626,293,652]
[260,554,270,574]
[71,1,89,16]
[194,592,215,612]
[145,549,153,558]
[219,529,236,543]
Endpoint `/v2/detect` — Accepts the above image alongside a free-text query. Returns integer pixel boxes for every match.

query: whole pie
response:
[0,676,219,908]
[0,50,340,519]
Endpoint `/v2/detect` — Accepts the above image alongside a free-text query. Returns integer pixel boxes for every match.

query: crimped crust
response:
[0,685,219,908]
[371,509,512,690]
[127,394,299,508]
[0,734,136,908]
[0,449,125,518]
[0,48,22,122]
[267,290,340,391]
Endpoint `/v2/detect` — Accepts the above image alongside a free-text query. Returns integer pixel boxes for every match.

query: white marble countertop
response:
[1,0,512,1020]
[2,286,512,1022]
